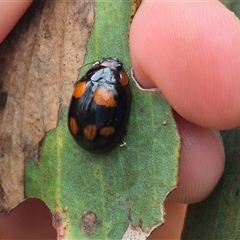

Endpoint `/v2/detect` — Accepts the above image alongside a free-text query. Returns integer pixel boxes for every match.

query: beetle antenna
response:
[77,61,96,72]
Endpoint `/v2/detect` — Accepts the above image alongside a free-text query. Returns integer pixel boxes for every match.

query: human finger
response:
[130,1,240,129]
[0,1,32,43]
[168,111,225,203]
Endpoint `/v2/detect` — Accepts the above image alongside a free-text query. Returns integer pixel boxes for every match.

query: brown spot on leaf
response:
[128,208,132,222]
[138,218,143,228]
[0,185,5,200]
[52,213,66,239]
[0,92,7,111]
[52,213,62,229]
[0,133,12,155]
[81,211,100,236]
[23,141,41,163]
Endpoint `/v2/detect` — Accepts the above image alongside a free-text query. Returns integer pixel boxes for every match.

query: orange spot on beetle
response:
[119,71,129,86]
[73,81,86,98]
[99,126,115,136]
[69,117,78,134]
[94,87,117,107]
[84,125,97,140]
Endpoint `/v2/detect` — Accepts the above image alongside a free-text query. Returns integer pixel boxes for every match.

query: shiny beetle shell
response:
[68,58,131,154]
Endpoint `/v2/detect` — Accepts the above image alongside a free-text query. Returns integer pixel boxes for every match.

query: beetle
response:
[68,57,131,154]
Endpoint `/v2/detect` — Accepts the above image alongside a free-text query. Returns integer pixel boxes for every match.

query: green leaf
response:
[25,1,180,239]
[220,0,240,18]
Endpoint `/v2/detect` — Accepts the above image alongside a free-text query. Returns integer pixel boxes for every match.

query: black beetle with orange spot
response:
[68,58,131,154]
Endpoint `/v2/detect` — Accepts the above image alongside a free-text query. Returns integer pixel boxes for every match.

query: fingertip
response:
[149,200,187,239]
[130,1,240,129]
[168,112,225,204]
[0,1,32,43]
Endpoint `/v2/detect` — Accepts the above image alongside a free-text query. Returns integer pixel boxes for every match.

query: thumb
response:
[130,1,240,130]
